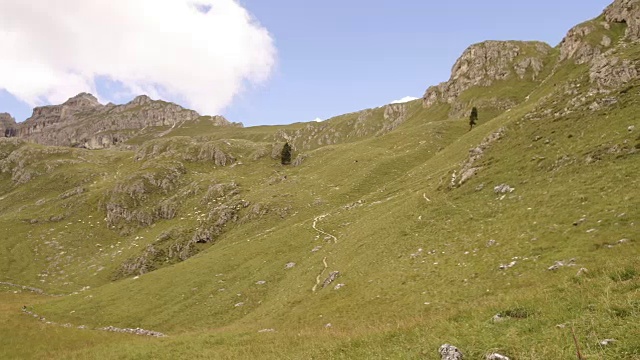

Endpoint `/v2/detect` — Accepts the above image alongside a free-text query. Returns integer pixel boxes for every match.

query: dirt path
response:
[311,257,328,292]
[312,215,338,244]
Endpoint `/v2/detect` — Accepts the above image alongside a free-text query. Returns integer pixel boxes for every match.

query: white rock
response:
[487,353,510,360]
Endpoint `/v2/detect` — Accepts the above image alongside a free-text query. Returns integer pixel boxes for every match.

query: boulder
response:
[439,344,464,360]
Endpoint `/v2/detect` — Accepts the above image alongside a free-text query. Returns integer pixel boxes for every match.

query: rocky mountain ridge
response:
[422,41,552,109]
[0,0,639,358]
[423,0,640,114]
[3,93,240,149]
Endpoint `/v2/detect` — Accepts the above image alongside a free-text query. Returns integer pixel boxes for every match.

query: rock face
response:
[590,56,638,88]
[423,41,551,108]
[0,113,17,137]
[12,93,239,149]
[604,0,640,40]
[559,23,602,64]
[558,0,640,89]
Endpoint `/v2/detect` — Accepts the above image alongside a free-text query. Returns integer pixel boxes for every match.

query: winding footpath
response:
[311,257,329,292]
[312,214,338,244]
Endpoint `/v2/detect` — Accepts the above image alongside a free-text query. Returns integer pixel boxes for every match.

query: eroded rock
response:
[439,344,464,360]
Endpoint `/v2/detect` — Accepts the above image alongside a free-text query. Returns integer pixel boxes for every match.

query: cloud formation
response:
[390,96,419,104]
[0,0,276,115]
[312,117,323,122]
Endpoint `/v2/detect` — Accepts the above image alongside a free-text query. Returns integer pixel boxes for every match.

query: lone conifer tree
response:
[281,142,292,165]
[469,107,478,131]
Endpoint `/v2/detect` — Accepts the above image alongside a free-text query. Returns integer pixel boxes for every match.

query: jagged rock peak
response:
[423,40,551,107]
[129,95,153,106]
[63,92,102,108]
[604,0,640,39]
[0,112,16,126]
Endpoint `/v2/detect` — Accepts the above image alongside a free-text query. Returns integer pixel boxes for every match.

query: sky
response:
[0,0,613,126]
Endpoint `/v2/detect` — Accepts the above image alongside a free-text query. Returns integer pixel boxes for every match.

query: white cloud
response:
[0,0,276,115]
[390,96,419,104]
[312,117,323,122]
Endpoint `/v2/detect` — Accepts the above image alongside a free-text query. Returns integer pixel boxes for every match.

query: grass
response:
[1,11,640,359]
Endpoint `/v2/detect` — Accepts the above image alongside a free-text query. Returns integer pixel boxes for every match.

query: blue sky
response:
[0,1,612,126]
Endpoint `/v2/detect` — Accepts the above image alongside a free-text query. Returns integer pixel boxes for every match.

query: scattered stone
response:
[486,239,497,247]
[494,184,515,194]
[599,339,617,346]
[334,283,345,290]
[322,271,340,288]
[576,268,589,276]
[439,344,464,360]
[0,282,46,295]
[255,280,266,285]
[234,302,244,307]
[548,261,565,271]
[548,259,576,271]
[629,125,635,132]
[499,261,517,270]
[573,217,587,226]
[311,246,322,253]
[98,325,166,337]
[486,353,510,360]
[325,323,332,328]
[410,248,424,258]
[258,328,275,333]
[284,262,296,269]
[618,238,630,244]
[586,228,597,233]
[475,183,485,191]
[492,314,507,323]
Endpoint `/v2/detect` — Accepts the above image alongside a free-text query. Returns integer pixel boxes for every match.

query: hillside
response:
[1,1,639,359]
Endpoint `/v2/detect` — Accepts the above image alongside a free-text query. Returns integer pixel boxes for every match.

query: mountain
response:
[5,93,240,149]
[1,1,639,359]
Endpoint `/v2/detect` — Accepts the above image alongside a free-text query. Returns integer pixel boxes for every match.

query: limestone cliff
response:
[13,94,240,149]
[423,0,640,113]
[604,0,640,39]
[558,0,639,89]
[0,113,17,137]
[422,41,552,110]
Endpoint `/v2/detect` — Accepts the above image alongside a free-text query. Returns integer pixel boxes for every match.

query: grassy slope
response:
[1,24,640,360]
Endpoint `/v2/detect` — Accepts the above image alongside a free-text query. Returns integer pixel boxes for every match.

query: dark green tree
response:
[469,107,478,131]
[281,142,292,165]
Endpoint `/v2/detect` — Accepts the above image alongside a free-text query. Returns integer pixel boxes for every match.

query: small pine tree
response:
[469,107,478,131]
[281,142,292,165]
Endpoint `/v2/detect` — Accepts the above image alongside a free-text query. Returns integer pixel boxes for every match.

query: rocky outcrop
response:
[378,103,408,134]
[590,56,638,88]
[423,41,551,108]
[273,102,413,151]
[134,137,235,166]
[13,93,240,149]
[557,14,637,67]
[439,344,464,360]
[453,127,506,187]
[604,0,640,40]
[0,113,17,137]
[559,24,602,64]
